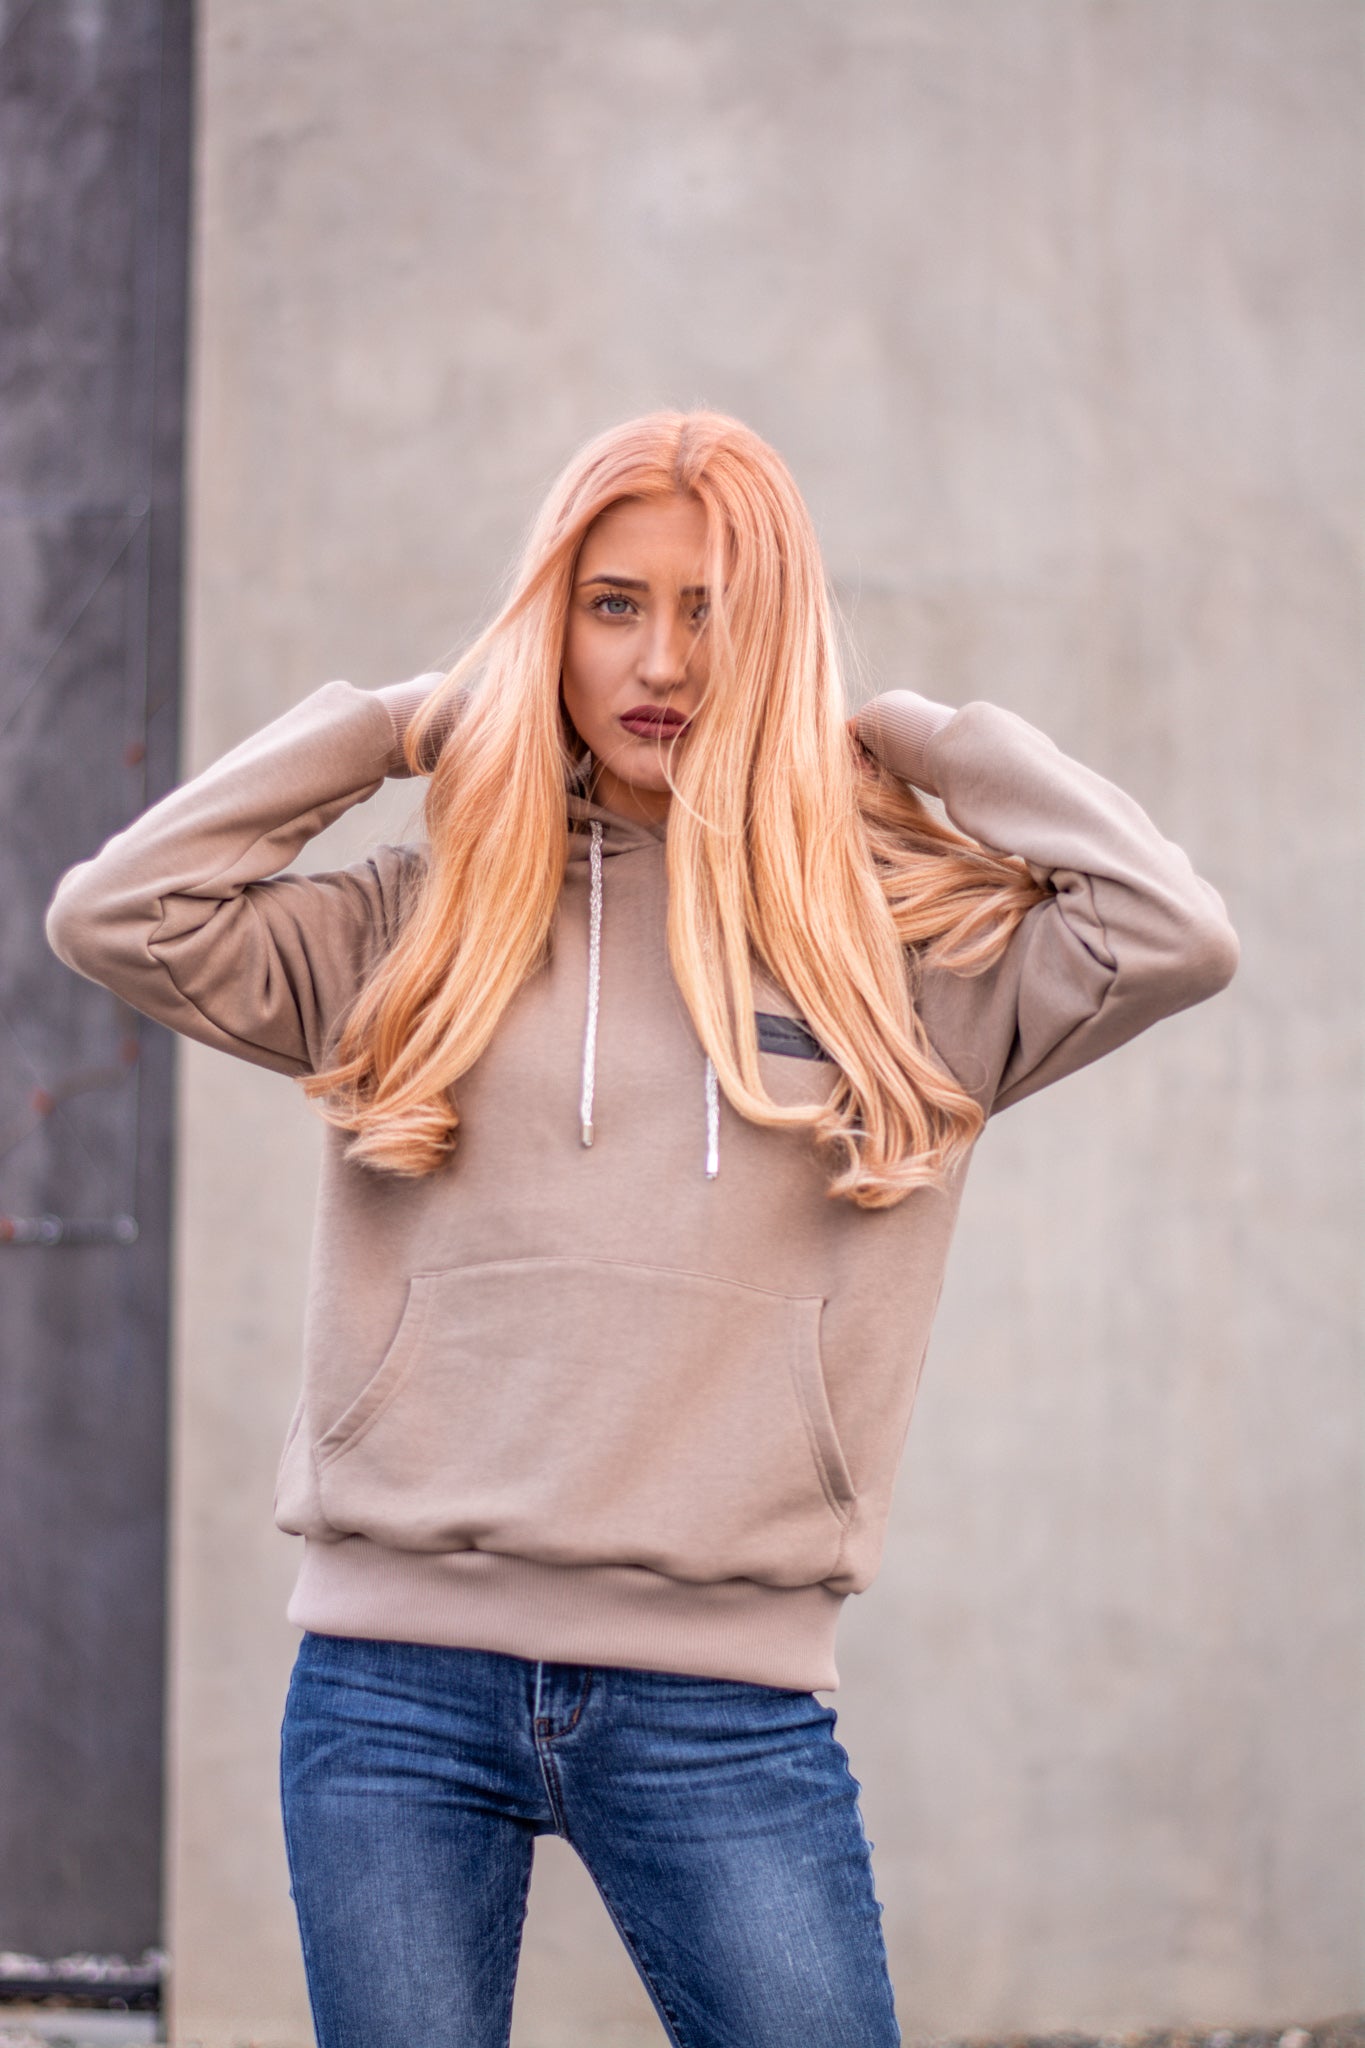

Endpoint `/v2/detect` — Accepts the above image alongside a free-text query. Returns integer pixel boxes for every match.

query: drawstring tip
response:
[581,1121,594,1148]
[705,1160,719,1181]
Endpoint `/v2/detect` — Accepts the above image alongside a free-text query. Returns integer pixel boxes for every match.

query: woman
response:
[45,410,1239,2048]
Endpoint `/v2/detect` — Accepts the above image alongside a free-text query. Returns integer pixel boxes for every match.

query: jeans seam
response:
[533,1734,569,1834]
[565,1844,692,2048]
[279,1702,331,2048]
[494,1841,536,2048]
[531,1666,594,1815]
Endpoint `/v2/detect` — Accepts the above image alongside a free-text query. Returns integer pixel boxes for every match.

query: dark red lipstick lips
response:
[619,707,690,738]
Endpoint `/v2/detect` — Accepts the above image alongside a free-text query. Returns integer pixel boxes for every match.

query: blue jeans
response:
[280,1631,901,2048]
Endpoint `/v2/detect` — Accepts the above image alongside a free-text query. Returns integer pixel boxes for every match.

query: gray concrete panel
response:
[0,0,190,1967]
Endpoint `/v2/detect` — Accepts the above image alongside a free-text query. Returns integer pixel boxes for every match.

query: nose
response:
[638,606,692,692]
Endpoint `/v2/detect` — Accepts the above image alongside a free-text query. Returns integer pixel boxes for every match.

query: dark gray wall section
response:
[0,0,190,1957]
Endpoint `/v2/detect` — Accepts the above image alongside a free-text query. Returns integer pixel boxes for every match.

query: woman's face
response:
[561,492,712,824]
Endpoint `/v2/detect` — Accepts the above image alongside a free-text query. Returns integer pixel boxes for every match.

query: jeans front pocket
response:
[313,1255,856,1587]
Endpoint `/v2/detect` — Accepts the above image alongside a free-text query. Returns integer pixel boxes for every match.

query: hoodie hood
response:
[564,788,667,858]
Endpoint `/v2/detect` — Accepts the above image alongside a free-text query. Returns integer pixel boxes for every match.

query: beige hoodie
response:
[44,678,1239,1691]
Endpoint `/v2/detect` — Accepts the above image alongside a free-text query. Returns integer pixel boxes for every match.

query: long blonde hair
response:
[303,411,1049,1207]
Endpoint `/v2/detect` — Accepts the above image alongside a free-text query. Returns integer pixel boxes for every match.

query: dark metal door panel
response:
[0,0,190,1963]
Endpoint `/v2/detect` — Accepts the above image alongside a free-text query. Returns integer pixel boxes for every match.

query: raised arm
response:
[44,673,444,1077]
[855,689,1240,1114]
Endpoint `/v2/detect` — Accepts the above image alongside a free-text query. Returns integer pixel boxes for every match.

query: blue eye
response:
[592,592,635,617]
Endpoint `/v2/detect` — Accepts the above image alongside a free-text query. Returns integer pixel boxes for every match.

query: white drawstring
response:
[579,822,603,1147]
[577,816,718,1178]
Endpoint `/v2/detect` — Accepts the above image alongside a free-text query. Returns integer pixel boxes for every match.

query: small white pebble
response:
[1208,2033,1235,2048]
[1279,2031,1311,2048]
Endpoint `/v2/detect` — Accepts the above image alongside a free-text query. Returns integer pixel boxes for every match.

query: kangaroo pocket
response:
[313,1256,856,1588]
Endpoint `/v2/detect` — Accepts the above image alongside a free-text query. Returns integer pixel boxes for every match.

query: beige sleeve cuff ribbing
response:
[853,690,959,798]
[374,673,455,776]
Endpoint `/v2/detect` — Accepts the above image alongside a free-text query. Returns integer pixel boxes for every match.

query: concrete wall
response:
[170,2,1362,2042]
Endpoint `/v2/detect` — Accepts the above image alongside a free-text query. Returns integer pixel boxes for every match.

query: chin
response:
[607,747,674,796]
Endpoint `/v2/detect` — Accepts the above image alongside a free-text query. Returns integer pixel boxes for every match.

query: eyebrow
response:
[577,574,710,598]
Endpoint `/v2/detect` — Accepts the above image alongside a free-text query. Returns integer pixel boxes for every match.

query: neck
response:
[588,762,672,826]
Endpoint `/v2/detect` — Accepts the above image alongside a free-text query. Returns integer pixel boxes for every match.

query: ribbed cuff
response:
[854,690,958,798]
[374,672,454,776]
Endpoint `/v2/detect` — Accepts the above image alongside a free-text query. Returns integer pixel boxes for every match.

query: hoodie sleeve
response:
[44,674,445,1078]
[854,689,1240,1115]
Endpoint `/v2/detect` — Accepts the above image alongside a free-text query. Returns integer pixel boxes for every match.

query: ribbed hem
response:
[287,1539,846,1693]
